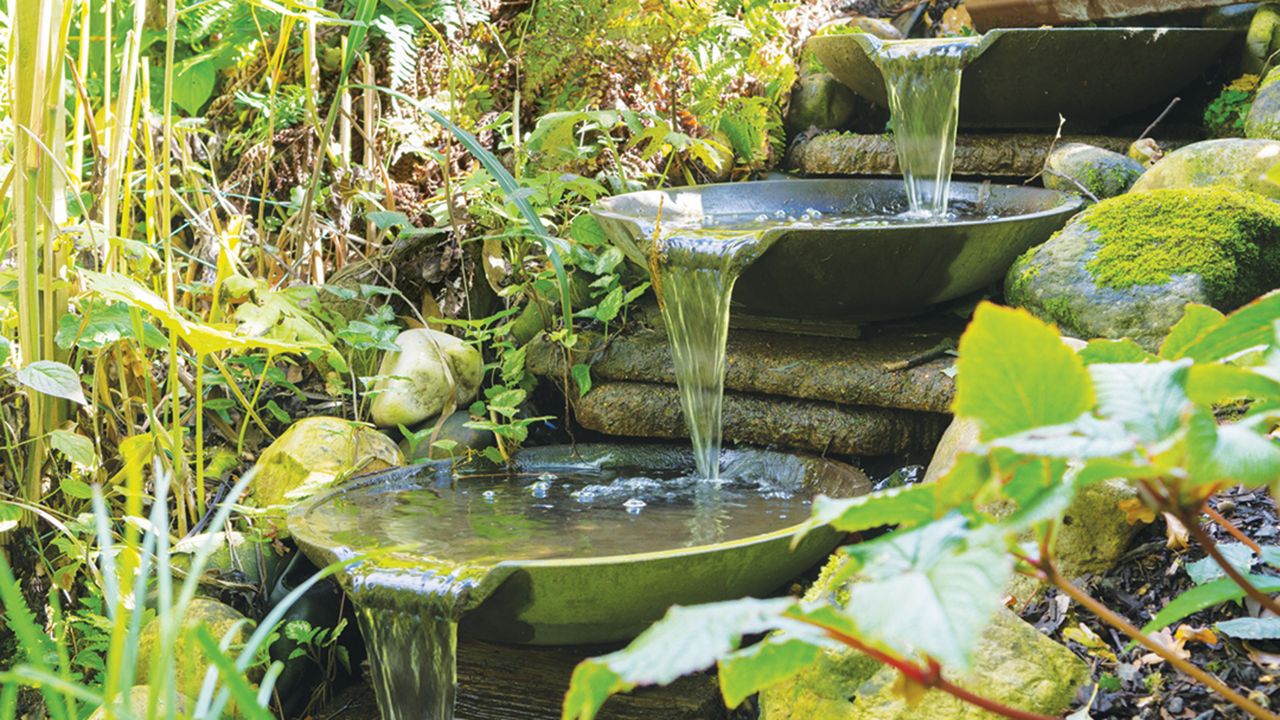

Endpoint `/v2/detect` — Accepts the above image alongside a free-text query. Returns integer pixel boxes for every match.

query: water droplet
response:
[529,480,551,499]
[754,214,768,223]
[773,210,786,218]
[623,498,647,514]
[482,490,497,503]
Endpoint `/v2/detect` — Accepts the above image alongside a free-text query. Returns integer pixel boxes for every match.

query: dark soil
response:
[1021,485,1280,719]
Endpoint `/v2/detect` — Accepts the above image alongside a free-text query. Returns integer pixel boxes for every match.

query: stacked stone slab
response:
[527,317,960,458]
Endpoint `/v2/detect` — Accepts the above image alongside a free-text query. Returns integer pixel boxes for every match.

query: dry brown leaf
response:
[1174,624,1219,647]
[1163,512,1190,550]
[940,6,974,36]
[1139,628,1190,666]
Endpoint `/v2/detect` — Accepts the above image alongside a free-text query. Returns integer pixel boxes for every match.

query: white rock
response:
[371,329,483,428]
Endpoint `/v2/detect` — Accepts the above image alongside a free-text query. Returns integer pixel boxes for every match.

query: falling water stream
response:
[876,37,982,216]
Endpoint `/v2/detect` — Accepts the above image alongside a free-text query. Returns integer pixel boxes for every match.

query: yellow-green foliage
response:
[1082,186,1280,305]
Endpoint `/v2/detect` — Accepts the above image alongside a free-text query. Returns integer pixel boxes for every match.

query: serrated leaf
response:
[563,598,801,720]
[1216,617,1280,639]
[1079,338,1156,365]
[18,361,87,405]
[993,414,1136,458]
[1185,543,1254,585]
[803,485,938,537]
[843,516,1012,670]
[954,303,1093,440]
[1089,361,1191,444]
[1160,304,1224,360]
[1176,291,1280,362]
[48,429,96,469]
[718,637,821,709]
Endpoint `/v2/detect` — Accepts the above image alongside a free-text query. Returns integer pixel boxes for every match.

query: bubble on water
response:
[774,210,786,218]
[481,490,497,503]
[809,209,823,219]
[528,480,551,499]
[623,497,647,515]
[538,473,556,482]
[754,214,769,223]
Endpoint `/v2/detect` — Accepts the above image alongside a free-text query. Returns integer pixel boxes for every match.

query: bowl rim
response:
[589,177,1085,232]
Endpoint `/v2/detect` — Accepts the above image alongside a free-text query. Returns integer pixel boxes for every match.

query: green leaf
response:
[804,485,938,537]
[1259,545,1280,569]
[59,477,93,500]
[0,503,20,534]
[1159,304,1224,360]
[1186,364,1280,406]
[56,301,166,350]
[1175,291,1280,362]
[563,598,801,720]
[1216,617,1280,640]
[173,59,217,116]
[17,361,87,405]
[1185,411,1280,488]
[48,429,96,469]
[718,637,821,709]
[1079,338,1155,365]
[953,303,1093,440]
[592,286,625,323]
[842,516,1012,670]
[367,211,410,230]
[993,415,1136,458]
[570,363,592,398]
[1139,575,1280,636]
[1185,543,1254,585]
[0,337,10,367]
[1089,361,1191,444]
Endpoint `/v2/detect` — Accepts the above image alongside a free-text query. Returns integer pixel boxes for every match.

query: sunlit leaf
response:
[1160,304,1225,360]
[17,361,87,406]
[48,429,97,469]
[954,303,1093,440]
[718,637,821,709]
[1089,361,1191,444]
[1140,575,1280,636]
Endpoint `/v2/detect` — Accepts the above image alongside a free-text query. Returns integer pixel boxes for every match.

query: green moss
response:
[1006,249,1043,300]
[1081,186,1280,306]
[1076,161,1138,196]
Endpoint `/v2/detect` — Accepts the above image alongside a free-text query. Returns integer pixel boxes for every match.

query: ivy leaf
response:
[48,429,97,469]
[563,598,802,720]
[18,361,87,405]
[842,515,1012,670]
[1089,361,1191,444]
[1185,543,1254,585]
[954,303,1093,440]
[718,636,822,709]
[1216,617,1280,640]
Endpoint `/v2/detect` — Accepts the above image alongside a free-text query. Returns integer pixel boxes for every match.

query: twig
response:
[1138,97,1180,141]
[793,618,1057,720]
[1205,504,1262,555]
[882,338,956,372]
[1182,508,1280,618]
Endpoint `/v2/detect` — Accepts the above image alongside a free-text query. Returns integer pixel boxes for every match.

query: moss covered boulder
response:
[759,557,1088,720]
[1245,3,1280,76]
[1248,67,1280,140]
[172,530,288,587]
[1129,138,1280,201]
[1006,187,1280,349]
[1042,142,1144,200]
[787,72,859,133]
[136,599,253,705]
[370,328,483,428]
[250,416,403,510]
[400,409,496,463]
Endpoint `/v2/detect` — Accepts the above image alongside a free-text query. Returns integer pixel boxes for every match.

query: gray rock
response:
[1006,186,1280,349]
[371,329,484,428]
[1205,3,1262,30]
[1247,67,1280,139]
[1042,142,1144,200]
[136,598,254,707]
[759,556,1088,720]
[787,72,859,134]
[401,409,496,462]
[1129,138,1280,201]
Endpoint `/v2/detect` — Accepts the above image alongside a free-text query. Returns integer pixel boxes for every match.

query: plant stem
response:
[1205,504,1263,555]
[1181,508,1280,618]
[806,623,1056,720]
[1034,560,1278,719]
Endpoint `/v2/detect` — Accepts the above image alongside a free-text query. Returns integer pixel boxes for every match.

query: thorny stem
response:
[1181,507,1280,618]
[797,620,1057,720]
[1025,556,1279,720]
